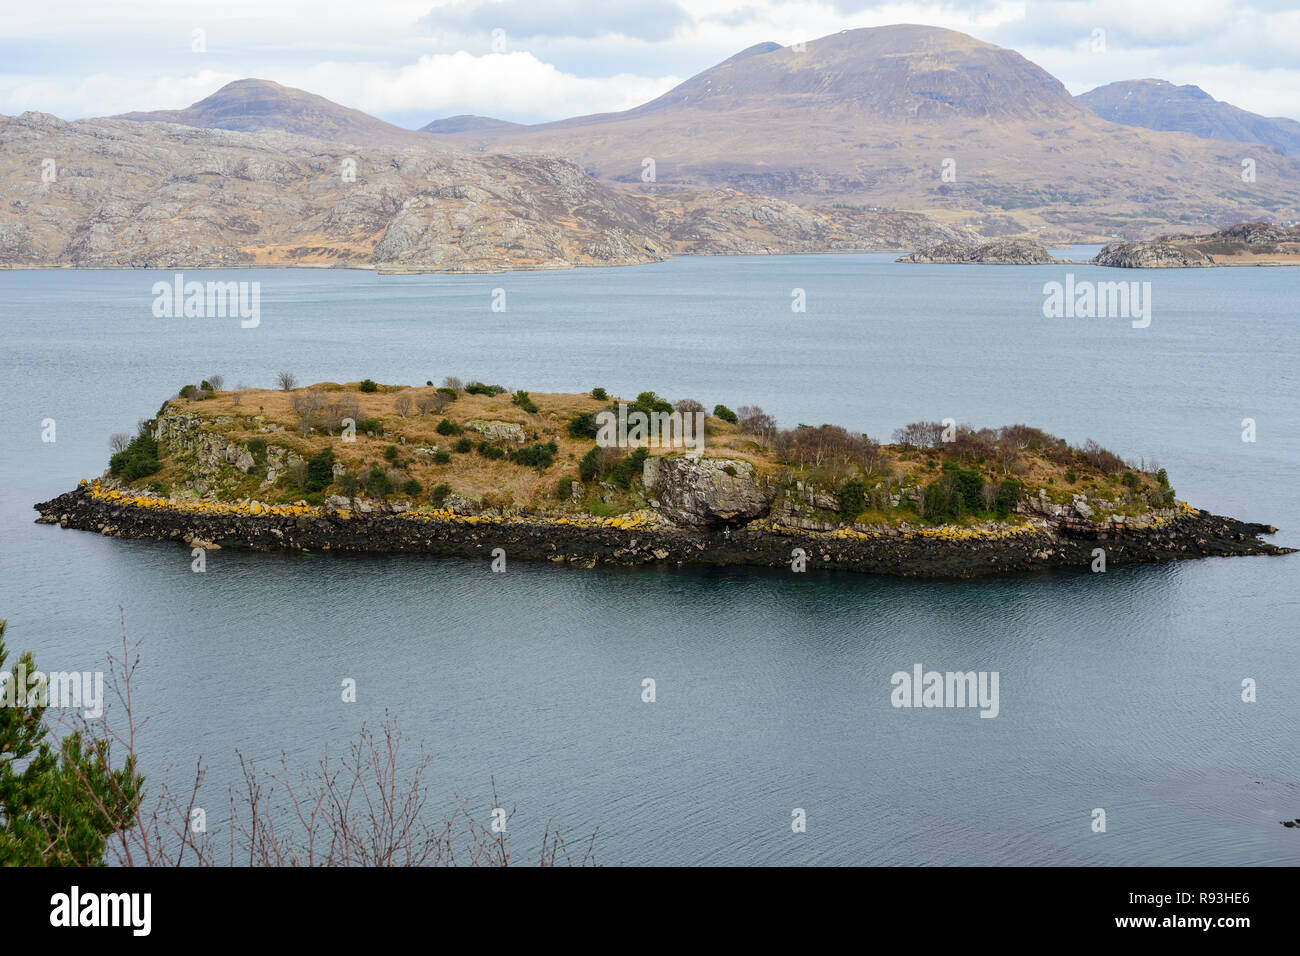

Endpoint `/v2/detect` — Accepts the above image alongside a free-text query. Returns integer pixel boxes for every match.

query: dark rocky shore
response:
[34,484,1293,579]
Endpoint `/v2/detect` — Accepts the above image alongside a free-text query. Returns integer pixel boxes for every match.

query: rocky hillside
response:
[0,112,961,270]
[425,25,1300,239]
[898,238,1059,264]
[1078,79,1300,155]
[1091,221,1300,267]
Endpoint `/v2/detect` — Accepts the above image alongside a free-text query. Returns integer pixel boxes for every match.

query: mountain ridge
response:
[1077,78,1300,155]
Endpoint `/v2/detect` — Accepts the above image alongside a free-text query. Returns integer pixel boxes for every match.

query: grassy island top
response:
[104,377,1179,528]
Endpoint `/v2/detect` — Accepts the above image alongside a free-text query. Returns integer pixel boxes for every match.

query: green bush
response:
[839,479,866,520]
[433,450,451,464]
[384,445,399,462]
[579,447,602,482]
[1065,467,1078,484]
[109,432,160,481]
[477,442,505,460]
[306,448,335,492]
[464,382,505,396]
[402,478,422,497]
[923,482,952,522]
[430,483,452,507]
[512,390,539,413]
[995,479,1023,518]
[436,418,463,436]
[942,461,983,512]
[357,417,382,435]
[1122,471,1141,489]
[568,412,600,439]
[713,405,738,424]
[359,379,379,393]
[509,441,558,470]
[305,493,324,506]
[147,480,167,496]
[591,387,608,401]
[336,471,359,498]
[364,466,393,497]
[611,447,649,488]
[631,391,672,416]
[247,438,267,459]
[555,476,575,500]
[454,437,472,453]
[436,387,458,401]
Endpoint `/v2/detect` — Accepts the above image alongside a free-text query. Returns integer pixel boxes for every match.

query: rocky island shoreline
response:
[33,381,1294,579]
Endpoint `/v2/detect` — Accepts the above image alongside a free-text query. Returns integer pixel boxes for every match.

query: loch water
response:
[2,253,1297,865]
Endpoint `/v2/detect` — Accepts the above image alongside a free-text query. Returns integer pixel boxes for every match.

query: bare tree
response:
[109,432,131,454]
[416,391,448,417]
[277,371,297,392]
[206,374,224,391]
[736,405,777,444]
[993,439,1020,476]
[673,398,705,414]
[394,394,412,418]
[981,481,998,511]
[442,376,463,393]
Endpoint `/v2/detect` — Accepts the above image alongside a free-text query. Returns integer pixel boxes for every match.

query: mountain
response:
[422,115,526,134]
[0,112,963,270]
[114,78,433,147]
[427,24,1300,239]
[1077,79,1300,155]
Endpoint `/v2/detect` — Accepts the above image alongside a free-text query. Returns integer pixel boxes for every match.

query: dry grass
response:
[152,381,1162,519]
[175,383,757,508]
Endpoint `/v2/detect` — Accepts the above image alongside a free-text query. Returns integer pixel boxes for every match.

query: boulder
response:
[642,455,773,527]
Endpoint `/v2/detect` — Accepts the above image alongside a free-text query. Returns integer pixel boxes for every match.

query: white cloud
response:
[285,53,680,118]
[0,0,1297,123]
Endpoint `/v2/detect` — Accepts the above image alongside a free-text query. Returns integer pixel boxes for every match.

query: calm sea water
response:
[1,253,1297,865]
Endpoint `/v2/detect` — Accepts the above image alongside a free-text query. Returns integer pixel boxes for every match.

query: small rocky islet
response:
[34,380,1294,579]
[898,220,1300,267]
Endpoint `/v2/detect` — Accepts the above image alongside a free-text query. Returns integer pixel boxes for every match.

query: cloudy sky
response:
[2,0,1298,127]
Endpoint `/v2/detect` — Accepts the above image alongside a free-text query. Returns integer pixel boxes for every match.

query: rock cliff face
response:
[897,237,1058,264]
[0,112,963,271]
[1091,242,1215,268]
[643,455,775,527]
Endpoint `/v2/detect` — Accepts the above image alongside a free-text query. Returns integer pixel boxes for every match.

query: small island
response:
[1091,222,1300,268]
[897,222,1300,268]
[34,379,1292,578]
[896,238,1060,264]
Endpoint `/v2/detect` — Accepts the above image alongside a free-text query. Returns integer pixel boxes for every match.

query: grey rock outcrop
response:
[1091,242,1214,268]
[643,455,774,527]
[898,237,1059,264]
[467,420,525,442]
